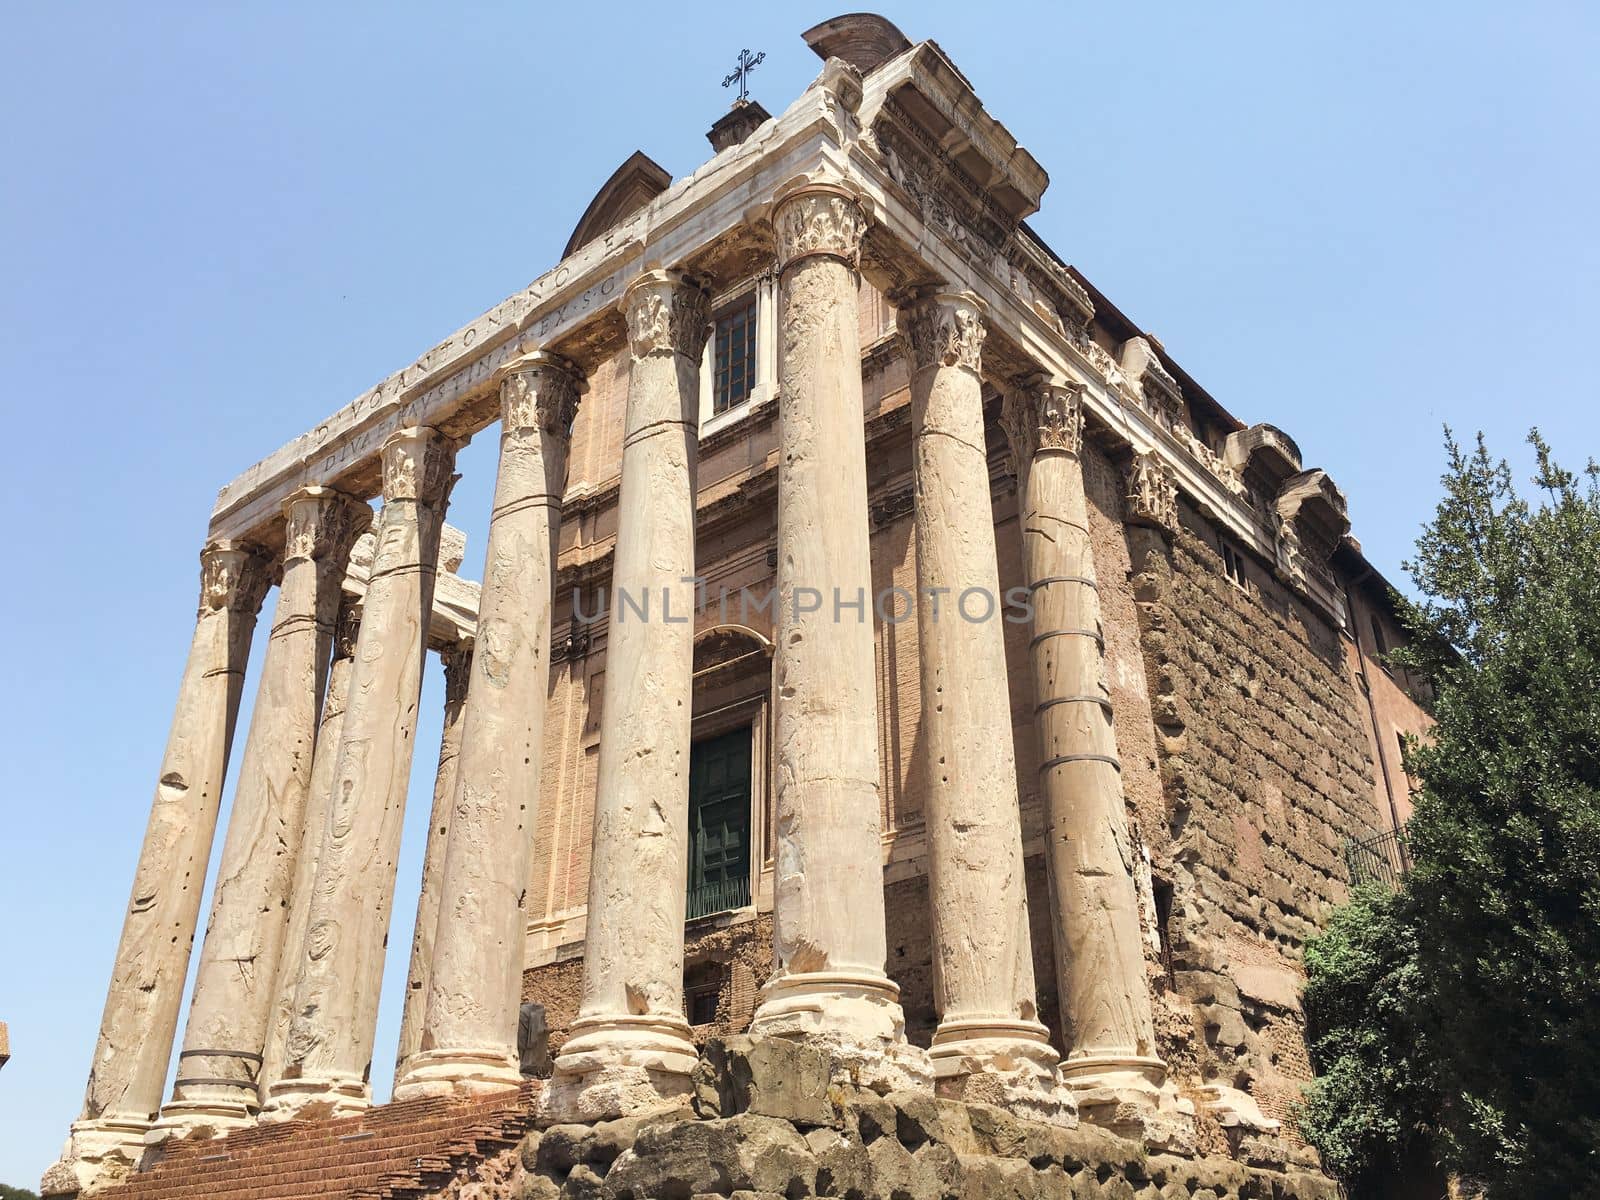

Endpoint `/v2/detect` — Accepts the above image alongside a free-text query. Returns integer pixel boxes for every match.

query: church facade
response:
[45,14,1430,1200]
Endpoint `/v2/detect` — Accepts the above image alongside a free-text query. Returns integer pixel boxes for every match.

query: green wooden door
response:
[687,727,753,919]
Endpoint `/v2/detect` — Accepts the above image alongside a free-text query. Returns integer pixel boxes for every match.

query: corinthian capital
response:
[772,184,868,273]
[895,290,986,374]
[282,486,372,566]
[1124,450,1179,535]
[624,270,711,360]
[380,426,459,508]
[1001,376,1086,465]
[198,539,273,616]
[498,351,586,435]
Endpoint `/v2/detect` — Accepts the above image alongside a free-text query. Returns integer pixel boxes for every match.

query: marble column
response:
[155,489,369,1136]
[392,636,474,1087]
[258,600,360,1097]
[895,291,1065,1115]
[397,351,584,1099]
[46,541,271,1189]
[1000,377,1167,1117]
[747,180,925,1088]
[261,426,458,1122]
[547,272,707,1119]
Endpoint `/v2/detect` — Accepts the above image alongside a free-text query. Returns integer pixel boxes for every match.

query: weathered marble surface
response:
[747,181,924,1091]
[48,542,271,1190]
[259,602,360,1097]
[263,427,458,1122]
[159,489,369,1136]
[547,273,708,1119]
[400,351,585,1100]
[1002,379,1168,1119]
[897,291,1066,1119]
[394,636,474,1086]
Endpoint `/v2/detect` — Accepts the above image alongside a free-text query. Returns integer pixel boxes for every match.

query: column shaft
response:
[896,292,1062,1111]
[748,182,923,1088]
[160,490,368,1135]
[262,427,457,1121]
[392,637,474,1086]
[548,272,706,1120]
[48,541,269,1188]
[259,602,360,1096]
[397,351,583,1099]
[1001,378,1167,1117]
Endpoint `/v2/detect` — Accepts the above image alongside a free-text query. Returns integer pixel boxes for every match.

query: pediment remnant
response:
[563,151,672,260]
[802,13,912,75]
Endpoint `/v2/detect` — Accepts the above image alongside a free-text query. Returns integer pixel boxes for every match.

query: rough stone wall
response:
[522,916,775,1065]
[500,1037,1336,1200]
[1126,514,1380,1131]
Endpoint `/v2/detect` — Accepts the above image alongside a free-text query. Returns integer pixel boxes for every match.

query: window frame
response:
[697,274,776,436]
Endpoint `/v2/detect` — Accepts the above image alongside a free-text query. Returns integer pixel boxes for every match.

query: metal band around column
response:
[1029,628,1105,649]
[1038,753,1123,773]
[1035,694,1114,714]
[1027,575,1098,591]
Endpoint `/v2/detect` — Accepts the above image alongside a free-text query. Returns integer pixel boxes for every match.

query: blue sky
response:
[1,1,1595,1187]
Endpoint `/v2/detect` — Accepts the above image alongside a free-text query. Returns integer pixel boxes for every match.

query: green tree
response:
[0,1184,42,1200]
[1299,884,1437,1194]
[1302,431,1600,1196]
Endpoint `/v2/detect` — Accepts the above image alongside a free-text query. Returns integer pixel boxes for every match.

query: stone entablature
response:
[204,20,1347,630]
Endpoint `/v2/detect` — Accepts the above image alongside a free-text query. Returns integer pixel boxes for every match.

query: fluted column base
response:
[392,1047,522,1101]
[543,1014,698,1121]
[257,1074,370,1125]
[40,1117,150,1196]
[749,971,932,1094]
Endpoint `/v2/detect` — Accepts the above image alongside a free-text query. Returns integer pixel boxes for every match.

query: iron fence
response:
[1344,826,1410,890]
[687,874,752,921]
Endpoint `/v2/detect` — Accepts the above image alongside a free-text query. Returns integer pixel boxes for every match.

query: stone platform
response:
[52,1037,1336,1200]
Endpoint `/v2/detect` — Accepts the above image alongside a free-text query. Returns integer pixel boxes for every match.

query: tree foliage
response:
[1301,431,1600,1196]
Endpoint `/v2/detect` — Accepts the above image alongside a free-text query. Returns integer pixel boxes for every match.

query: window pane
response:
[712,296,757,415]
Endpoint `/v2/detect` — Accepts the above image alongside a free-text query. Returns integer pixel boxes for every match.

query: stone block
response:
[1229,963,1302,1014]
[964,1102,1026,1158]
[603,1115,816,1200]
[536,1124,591,1174]
[693,1035,836,1126]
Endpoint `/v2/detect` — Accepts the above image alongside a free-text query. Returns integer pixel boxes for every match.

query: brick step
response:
[91,1085,538,1200]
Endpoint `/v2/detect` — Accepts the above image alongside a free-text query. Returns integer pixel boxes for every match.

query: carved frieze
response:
[1274,469,1350,587]
[551,627,591,664]
[499,351,586,435]
[332,601,361,661]
[440,639,475,707]
[870,485,915,530]
[1001,377,1085,466]
[1118,337,1184,428]
[198,539,273,616]
[380,427,459,508]
[624,271,711,360]
[895,290,985,373]
[773,187,868,273]
[1124,451,1179,536]
[282,486,372,565]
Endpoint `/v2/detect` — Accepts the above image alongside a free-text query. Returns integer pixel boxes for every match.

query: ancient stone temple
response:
[44,14,1432,1200]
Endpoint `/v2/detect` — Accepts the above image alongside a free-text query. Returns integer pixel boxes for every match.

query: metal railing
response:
[1344,826,1410,890]
[687,873,752,921]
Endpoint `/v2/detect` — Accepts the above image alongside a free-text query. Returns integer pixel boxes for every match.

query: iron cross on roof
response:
[722,48,765,103]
